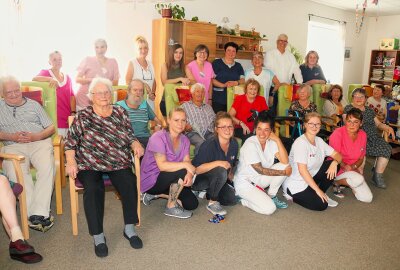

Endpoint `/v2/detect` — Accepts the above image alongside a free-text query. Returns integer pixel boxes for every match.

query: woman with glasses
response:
[344,88,394,189]
[160,44,190,115]
[191,112,238,215]
[329,108,373,202]
[125,36,156,110]
[282,112,342,211]
[300,50,327,85]
[65,78,144,257]
[186,44,215,104]
[234,111,291,215]
[140,108,198,219]
[76,39,119,110]
[228,79,268,143]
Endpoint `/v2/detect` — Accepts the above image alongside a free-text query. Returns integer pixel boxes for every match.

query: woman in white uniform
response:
[234,111,291,215]
[125,36,156,110]
[283,112,342,211]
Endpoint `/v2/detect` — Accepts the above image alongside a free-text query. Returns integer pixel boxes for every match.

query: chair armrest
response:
[53,134,62,146]
[0,153,25,161]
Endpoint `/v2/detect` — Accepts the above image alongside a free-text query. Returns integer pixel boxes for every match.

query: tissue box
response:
[379,38,399,50]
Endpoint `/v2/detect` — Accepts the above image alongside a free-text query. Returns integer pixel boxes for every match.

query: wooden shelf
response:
[368,50,400,89]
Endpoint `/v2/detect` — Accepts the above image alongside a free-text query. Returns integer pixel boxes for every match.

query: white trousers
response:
[1,138,55,217]
[335,171,373,203]
[236,163,288,215]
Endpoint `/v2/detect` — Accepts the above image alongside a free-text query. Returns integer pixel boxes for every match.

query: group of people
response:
[0,31,396,263]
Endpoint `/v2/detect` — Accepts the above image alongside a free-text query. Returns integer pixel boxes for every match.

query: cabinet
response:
[152,18,216,117]
[216,30,267,60]
[368,50,400,88]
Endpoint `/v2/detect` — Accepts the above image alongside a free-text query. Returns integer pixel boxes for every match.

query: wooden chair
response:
[0,153,29,239]
[67,116,141,235]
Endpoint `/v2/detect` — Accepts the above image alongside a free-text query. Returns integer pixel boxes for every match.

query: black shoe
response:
[123,232,143,249]
[28,215,54,232]
[94,243,108,258]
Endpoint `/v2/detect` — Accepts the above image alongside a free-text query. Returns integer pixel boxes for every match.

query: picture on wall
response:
[344,47,351,61]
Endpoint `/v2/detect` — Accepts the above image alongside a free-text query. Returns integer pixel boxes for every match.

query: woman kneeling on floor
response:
[329,108,373,202]
[65,78,144,257]
[283,112,342,211]
[234,111,292,215]
[191,112,238,216]
[140,108,198,218]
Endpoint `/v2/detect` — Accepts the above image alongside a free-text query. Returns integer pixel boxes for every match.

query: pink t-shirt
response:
[37,69,74,128]
[140,130,190,192]
[329,126,367,175]
[187,60,215,101]
[76,56,120,108]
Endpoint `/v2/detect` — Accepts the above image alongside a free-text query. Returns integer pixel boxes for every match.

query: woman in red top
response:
[229,78,268,142]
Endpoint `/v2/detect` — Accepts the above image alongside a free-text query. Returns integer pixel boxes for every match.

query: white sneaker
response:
[283,192,293,201]
[326,195,338,207]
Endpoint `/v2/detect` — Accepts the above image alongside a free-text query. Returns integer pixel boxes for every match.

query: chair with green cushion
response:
[226,85,265,112]
[164,83,181,116]
[311,84,331,114]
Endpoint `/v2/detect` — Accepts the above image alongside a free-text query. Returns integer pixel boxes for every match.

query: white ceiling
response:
[308,0,400,16]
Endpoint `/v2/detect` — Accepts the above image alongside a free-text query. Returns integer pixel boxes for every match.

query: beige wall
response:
[106,0,368,90]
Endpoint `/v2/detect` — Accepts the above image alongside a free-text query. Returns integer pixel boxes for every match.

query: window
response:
[306,16,346,85]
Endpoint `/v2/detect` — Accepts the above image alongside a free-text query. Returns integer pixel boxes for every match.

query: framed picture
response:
[344,47,351,61]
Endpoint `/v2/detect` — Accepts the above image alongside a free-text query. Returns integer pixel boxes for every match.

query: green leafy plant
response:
[155,3,171,14]
[171,4,185,20]
[191,16,199,22]
[289,44,304,65]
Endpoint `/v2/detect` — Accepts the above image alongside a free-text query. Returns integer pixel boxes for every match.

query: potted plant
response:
[171,4,185,20]
[155,3,172,18]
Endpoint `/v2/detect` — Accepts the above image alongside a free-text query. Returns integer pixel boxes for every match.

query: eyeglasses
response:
[91,91,111,97]
[307,123,321,128]
[278,40,288,44]
[353,95,365,99]
[217,126,234,131]
[141,67,153,81]
[4,89,20,96]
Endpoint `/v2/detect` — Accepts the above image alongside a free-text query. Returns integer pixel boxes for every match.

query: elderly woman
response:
[76,39,120,110]
[322,84,347,125]
[186,44,214,104]
[245,51,280,107]
[229,79,268,142]
[344,88,394,189]
[366,84,387,123]
[182,83,216,155]
[160,44,190,115]
[329,108,373,202]
[65,78,144,258]
[192,112,238,216]
[300,50,327,85]
[1,174,42,264]
[288,84,317,118]
[234,111,292,215]
[283,112,342,211]
[140,108,198,218]
[33,51,76,137]
[212,42,245,112]
[125,36,156,110]
[116,79,162,148]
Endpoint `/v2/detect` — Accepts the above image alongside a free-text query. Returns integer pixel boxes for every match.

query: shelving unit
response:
[368,50,400,88]
[216,31,267,60]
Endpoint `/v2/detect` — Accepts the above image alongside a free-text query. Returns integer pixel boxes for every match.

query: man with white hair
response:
[0,76,55,232]
[265,34,303,113]
[181,83,216,155]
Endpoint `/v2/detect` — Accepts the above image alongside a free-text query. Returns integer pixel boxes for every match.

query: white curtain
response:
[0,0,106,83]
[306,15,346,85]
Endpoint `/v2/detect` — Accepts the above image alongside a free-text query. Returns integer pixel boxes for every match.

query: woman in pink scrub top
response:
[75,39,120,109]
[33,51,76,137]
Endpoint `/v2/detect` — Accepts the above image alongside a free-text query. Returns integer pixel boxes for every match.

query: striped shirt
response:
[0,98,53,146]
[64,105,137,171]
[181,101,215,137]
[116,100,155,138]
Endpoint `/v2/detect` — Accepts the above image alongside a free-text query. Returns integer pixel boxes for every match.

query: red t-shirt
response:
[329,126,367,175]
[232,94,268,132]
